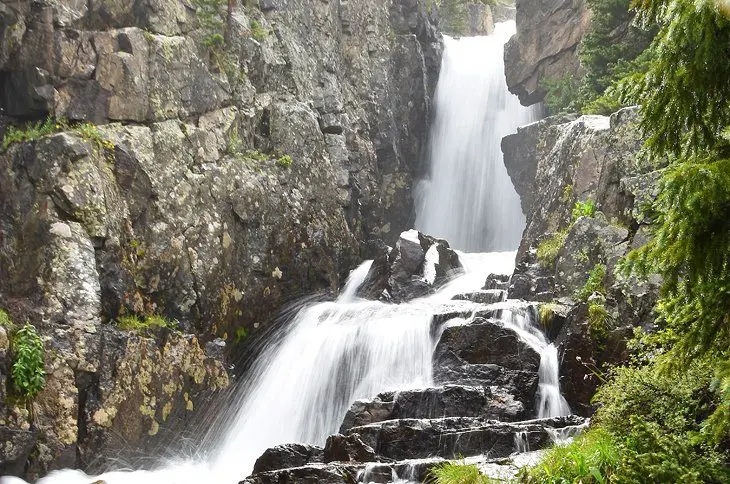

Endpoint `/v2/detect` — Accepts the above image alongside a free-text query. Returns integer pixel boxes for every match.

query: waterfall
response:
[415,22,540,252]
[11,22,574,484]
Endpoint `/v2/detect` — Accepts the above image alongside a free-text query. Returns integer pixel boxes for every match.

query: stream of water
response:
[6,22,571,484]
[415,22,541,252]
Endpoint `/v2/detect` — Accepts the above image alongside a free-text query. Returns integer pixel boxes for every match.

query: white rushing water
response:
[20,253,518,484]
[415,22,541,252]
[7,22,573,484]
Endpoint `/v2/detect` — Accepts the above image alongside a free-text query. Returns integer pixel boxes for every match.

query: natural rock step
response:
[241,462,359,484]
[339,385,526,435]
[434,318,541,373]
[452,289,506,305]
[252,443,324,474]
[348,415,585,462]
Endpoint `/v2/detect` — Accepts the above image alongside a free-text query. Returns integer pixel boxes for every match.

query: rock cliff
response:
[504,0,590,105]
[502,107,662,415]
[0,0,441,477]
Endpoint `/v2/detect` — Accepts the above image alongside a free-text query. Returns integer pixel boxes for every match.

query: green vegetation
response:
[544,0,656,115]
[576,264,606,302]
[250,19,268,42]
[429,460,493,484]
[536,229,568,268]
[519,428,620,483]
[587,297,610,342]
[277,154,293,168]
[539,302,561,329]
[0,308,13,330]
[2,117,115,153]
[234,326,249,344]
[527,3,730,481]
[116,314,176,332]
[427,0,501,35]
[571,199,596,221]
[10,324,46,400]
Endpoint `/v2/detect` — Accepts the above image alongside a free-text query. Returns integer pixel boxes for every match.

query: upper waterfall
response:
[415,22,540,252]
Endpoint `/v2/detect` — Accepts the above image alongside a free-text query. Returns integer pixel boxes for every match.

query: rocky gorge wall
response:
[504,0,590,105]
[0,0,442,477]
[502,107,662,416]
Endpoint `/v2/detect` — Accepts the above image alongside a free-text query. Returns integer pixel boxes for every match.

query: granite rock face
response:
[504,0,590,105]
[502,107,662,415]
[0,0,442,477]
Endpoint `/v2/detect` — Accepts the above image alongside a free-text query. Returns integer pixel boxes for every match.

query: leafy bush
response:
[2,117,57,148]
[572,199,597,221]
[10,324,46,400]
[429,461,492,484]
[536,229,569,268]
[575,264,606,302]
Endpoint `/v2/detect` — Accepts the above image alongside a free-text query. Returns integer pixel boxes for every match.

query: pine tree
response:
[620,0,730,442]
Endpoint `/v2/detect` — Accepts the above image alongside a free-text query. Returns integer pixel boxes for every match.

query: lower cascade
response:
[8,23,581,484]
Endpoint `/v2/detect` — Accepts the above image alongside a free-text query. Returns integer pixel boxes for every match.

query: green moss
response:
[536,229,569,268]
[2,117,114,154]
[539,302,561,329]
[587,298,611,342]
[0,309,13,330]
[116,314,176,332]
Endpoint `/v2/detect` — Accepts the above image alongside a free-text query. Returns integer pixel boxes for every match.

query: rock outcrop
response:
[504,0,590,105]
[502,107,661,415]
[0,0,442,477]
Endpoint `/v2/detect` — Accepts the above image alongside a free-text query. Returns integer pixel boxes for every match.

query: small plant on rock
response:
[116,314,176,332]
[576,263,607,302]
[536,229,569,268]
[10,323,46,400]
[572,199,597,221]
[249,19,268,42]
[277,154,293,168]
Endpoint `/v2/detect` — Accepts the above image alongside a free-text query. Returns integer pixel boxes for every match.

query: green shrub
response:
[10,324,46,400]
[587,298,610,342]
[429,461,492,484]
[576,264,606,302]
[250,19,268,42]
[519,428,620,484]
[536,229,569,268]
[572,199,597,221]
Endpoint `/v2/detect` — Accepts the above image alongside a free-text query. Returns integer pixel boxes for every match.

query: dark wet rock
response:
[340,385,526,434]
[350,415,586,461]
[433,364,539,414]
[242,463,359,484]
[483,273,510,291]
[324,433,377,463]
[434,318,541,373]
[0,427,37,477]
[253,443,324,474]
[453,290,506,305]
[357,230,464,303]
